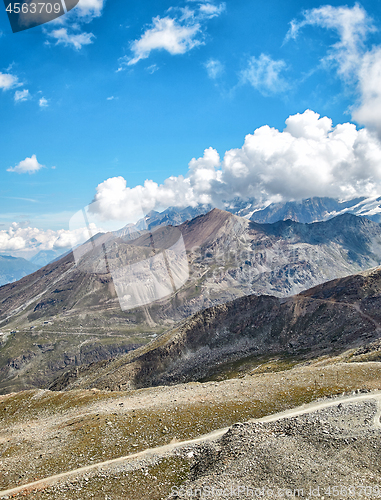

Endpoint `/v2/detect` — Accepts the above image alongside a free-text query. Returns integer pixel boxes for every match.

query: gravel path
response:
[2,390,381,498]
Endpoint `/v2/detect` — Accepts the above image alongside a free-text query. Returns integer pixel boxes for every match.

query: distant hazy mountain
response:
[0,255,39,287]
[29,249,71,268]
[137,205,212,231]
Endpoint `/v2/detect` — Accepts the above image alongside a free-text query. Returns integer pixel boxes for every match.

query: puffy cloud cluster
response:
[45,0,105,50]
[5,110,381,252]
[287,4,381,140]
[222,110,381,202]
[7,155,44,174]
[88,146,223,220]
[0,222,98,253]
[89,109,381,221]
[119,2,225,68]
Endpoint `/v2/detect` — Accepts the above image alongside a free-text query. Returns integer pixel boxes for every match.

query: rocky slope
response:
[168,398,381,499]
[49,265,381,392]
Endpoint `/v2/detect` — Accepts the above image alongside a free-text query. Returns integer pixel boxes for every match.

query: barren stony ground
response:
[169,399,381,499]
[2,361,381,498]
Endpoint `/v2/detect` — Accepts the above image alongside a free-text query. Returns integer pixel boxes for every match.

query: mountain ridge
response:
[49,265,381,392]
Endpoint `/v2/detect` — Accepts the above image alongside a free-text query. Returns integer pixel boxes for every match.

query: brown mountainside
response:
[50,266,381,392]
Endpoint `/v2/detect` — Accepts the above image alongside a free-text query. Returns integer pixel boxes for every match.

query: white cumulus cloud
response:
[0,222,100,253]
[88,110,381,222]
[7,155,44,174]
[120,2,225,68]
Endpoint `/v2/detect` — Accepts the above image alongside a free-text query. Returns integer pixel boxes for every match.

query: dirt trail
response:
[2,390,381,498]
[306,296,381,334]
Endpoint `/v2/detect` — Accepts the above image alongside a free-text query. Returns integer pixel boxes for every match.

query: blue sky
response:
[1,0,381,255]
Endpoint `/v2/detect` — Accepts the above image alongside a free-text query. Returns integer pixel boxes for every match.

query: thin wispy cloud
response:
[286,4,375,80]
[205,59,224,79]
[198,2,225,19]
[240,54,288,95]
[47,28,95,49]
[4,196,38,203]
[146,63,159,74]
[286,4,381,139]
[14,89,30,102]
[43,0,106,50]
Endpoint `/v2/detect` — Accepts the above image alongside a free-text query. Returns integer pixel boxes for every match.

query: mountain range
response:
[135,195,381,232]
[2,208,381,393]
[3,209,381,330]
[2,195,381,290]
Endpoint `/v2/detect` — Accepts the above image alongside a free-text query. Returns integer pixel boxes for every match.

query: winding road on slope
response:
[1,390,381,498]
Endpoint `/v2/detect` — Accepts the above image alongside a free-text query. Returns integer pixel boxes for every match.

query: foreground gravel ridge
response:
[168,400,381,499]
[2,390,381,499]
